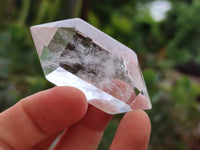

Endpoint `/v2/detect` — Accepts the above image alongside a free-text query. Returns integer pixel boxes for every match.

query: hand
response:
[0,86,151,150]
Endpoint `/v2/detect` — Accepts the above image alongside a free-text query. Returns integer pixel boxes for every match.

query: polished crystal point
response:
[30,18,151,114]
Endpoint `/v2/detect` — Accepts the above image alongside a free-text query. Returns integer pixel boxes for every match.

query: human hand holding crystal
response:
[0,86,151,150]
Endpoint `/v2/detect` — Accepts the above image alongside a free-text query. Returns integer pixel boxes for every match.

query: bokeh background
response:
[0,0,200,149]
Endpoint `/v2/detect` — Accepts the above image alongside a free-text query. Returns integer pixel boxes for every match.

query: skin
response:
[0,86,151,150]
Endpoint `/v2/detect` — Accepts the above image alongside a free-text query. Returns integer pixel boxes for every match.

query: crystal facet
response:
[30,18,151,114]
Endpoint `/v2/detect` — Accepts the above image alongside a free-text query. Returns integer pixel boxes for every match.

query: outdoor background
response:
[0,0,200,149]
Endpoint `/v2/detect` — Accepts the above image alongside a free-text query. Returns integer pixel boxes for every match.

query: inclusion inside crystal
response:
[31,18,151,114]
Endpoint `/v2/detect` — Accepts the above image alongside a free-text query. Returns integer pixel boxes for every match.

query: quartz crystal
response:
[30,18,151,114]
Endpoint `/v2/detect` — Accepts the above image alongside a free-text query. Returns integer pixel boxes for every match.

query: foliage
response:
[0,0,199,149]
[163,1,200,66]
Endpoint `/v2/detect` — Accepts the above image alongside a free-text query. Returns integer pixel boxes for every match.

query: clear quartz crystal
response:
[30,18,151,114]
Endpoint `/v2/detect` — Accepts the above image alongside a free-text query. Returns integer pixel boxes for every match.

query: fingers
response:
[0,86,88,150]
[54,104,113,150]
[130,94,150,110]
[31,132,60,150]
[54,79,137,150]
[109,110,151,150]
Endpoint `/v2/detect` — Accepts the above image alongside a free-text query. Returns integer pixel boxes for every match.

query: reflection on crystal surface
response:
[46,67,132,114]
[30,18,151,114]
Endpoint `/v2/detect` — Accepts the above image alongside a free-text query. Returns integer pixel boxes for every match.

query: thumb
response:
[0,86,87,150]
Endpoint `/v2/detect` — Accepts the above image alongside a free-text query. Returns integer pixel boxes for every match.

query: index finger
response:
[0,86,88,150]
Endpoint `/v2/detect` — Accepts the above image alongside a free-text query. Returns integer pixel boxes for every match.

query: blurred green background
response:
[0,0,200,149]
